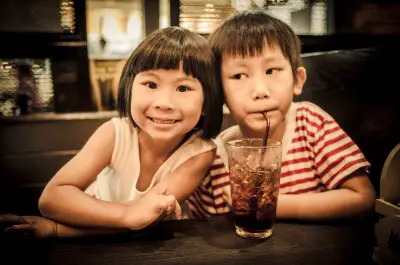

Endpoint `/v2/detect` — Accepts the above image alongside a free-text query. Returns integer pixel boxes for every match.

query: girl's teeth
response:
[152,118,175,124]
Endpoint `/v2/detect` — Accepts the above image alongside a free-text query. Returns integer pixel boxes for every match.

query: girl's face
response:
[130,63,204,142]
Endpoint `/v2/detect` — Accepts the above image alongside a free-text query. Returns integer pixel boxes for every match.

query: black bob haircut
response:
[117,26,223,139]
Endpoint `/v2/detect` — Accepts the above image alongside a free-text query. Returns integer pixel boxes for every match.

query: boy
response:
[188,11,376,220]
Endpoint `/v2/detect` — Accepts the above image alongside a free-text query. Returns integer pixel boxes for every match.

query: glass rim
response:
[227,138,282,148]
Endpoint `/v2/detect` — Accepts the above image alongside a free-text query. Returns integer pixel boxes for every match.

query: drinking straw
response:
[260,112,270,163]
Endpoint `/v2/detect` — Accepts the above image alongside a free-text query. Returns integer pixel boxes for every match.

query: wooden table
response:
[0,215,376,265]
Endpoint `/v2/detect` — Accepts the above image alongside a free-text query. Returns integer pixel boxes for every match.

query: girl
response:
[1,27,223,238]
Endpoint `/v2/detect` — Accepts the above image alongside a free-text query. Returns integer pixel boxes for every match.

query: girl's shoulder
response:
[109,116,134,128]
[109,117,137,136]
[181,130,216,152]
[166,131,216,172]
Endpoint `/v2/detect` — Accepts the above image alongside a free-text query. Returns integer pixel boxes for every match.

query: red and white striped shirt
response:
[186,101,370,218]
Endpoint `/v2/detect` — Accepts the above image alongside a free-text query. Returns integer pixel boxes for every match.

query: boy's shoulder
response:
[214,125,241,147]
[293,101,335,126]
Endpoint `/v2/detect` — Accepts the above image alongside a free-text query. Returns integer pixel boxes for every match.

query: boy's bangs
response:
[210,12,299,64]
[216,26,282,59]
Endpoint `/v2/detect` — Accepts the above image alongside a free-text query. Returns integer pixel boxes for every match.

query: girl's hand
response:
[0,214,58,239]
[123,183,182,230]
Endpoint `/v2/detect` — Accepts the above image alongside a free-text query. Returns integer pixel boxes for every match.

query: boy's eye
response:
[145,82,157,89]
[176,86,190,92]
[266,68,281,75]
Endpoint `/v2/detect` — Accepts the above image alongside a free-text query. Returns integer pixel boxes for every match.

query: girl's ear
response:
[293,67,307,96]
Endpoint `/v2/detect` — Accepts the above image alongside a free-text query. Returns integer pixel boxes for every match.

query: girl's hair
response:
[209,11,302,82]
[117,27,223,139]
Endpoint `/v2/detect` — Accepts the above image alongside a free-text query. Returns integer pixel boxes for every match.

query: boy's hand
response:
[0,214,58,239]
[123,183,182,230]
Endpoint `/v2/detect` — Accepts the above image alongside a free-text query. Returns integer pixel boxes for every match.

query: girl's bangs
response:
[129,38,211,81]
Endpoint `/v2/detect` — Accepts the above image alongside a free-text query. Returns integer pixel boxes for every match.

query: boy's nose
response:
[252,81,271,100]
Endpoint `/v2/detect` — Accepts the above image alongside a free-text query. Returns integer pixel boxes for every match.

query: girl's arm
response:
[39,121,127,227]
[39,121,174,230]
[0,214,128,238]
[158,149,216,204]
[276,169,376,220]
[2,181,181,239]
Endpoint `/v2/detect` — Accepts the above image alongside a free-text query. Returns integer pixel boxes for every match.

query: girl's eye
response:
[145,82,157,89]
[176,86,190,92]
[232,73,245,80]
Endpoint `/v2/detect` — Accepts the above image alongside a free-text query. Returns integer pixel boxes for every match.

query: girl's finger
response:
[5,224,34,232]
[164,195,176,211]
[159,195,176,214]
[0,214,29,225]
[174,201,182,220]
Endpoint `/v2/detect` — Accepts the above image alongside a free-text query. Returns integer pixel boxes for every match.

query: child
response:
[1,26,223,238]
[187,11,376,220]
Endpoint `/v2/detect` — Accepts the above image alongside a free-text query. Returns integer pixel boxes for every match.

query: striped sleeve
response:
[310,106,370,189]
[186,155,231,218]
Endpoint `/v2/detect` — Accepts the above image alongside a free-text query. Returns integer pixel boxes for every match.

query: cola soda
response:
[227,138,281,239]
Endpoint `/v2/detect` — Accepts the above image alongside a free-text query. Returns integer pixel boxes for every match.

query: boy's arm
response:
[276,169,376,220]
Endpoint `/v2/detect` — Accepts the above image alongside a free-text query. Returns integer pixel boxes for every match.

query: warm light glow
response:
[231,0,251,11]
[86,0,144,59]
[159,0,171,28]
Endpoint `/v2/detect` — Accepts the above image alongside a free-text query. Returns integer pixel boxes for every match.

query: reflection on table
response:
[0,215,376,265]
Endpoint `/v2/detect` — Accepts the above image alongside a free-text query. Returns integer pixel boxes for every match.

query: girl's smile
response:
[148,117,179,125]
[131,64,204,142]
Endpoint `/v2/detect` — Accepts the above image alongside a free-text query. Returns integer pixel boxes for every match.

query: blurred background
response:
[1,0,399,115]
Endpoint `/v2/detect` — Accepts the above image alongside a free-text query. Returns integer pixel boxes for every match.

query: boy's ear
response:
[293,67,307,96]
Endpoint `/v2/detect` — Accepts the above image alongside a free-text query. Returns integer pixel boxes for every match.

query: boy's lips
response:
[249,109,277,116]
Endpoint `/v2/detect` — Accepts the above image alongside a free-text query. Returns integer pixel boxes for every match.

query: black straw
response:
[260,112,270,163]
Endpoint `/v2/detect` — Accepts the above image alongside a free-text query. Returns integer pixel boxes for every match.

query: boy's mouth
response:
[250,108,278,116]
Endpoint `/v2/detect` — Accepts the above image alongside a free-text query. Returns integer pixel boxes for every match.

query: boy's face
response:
[221,43,306,138]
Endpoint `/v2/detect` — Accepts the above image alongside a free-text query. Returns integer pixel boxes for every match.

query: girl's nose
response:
[153,89,174,110]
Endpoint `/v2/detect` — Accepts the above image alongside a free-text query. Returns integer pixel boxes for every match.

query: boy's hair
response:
[209,11,301,81]
[117,26,223,139]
